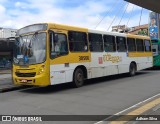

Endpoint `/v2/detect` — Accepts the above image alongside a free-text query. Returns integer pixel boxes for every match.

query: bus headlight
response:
[38,65,45,75]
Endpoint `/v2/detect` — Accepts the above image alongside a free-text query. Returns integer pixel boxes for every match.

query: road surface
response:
[0,71,160,124]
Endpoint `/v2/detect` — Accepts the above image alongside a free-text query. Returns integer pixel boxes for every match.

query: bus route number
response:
[79,56,89,61]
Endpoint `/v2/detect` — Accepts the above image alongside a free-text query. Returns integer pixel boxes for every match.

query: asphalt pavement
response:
[0,69,159,124]
[0,69,160,124]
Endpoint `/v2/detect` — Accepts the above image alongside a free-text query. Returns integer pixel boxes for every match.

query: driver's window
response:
[50,33,68,59]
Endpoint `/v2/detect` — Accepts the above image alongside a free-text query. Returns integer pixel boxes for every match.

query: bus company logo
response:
[103,54,122,63]
[2,116,11,121]
[98,57,103,64]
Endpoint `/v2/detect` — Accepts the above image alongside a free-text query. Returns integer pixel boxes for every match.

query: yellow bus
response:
[13,23,153,87]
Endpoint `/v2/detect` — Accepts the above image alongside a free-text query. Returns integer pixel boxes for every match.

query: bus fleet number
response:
[79,56,89,61]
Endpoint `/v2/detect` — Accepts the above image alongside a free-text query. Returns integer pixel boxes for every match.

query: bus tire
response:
[72,68,84,88]
[129,63,136,76]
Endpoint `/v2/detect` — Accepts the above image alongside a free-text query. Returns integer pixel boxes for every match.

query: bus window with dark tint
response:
[88,33,103,52]
[68,31,88,52]
[116,36,127,52]
[144,40,151,52]
[127,38,136,51]
[136,39,144,51]
[151,40,158,43]
[103,35,116,52]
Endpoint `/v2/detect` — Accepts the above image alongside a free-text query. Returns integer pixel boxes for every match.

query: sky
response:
[0,0,150,31]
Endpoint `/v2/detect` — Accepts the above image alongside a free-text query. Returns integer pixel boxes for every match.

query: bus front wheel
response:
[129,63,136,76]
[73,68,84,88]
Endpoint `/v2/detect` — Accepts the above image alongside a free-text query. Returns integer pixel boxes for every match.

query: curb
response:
[0,73,11,74]
[0,85,24,93]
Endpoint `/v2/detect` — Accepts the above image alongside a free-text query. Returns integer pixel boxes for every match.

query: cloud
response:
[125,3,142,13]
[0,4,5,13]
[0,0,149,31]
[15,2,28,9]
[126,3,135,13]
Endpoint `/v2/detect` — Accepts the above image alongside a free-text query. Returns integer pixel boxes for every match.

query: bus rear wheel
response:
[73,68,84,88]
[129,63,136,76]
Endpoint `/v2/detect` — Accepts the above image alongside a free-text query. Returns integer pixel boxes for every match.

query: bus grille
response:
[15,72,36,77]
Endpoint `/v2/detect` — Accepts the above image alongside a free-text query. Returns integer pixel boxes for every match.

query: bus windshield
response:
[13,32,46,65]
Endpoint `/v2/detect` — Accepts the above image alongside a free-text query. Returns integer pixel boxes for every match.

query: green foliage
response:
[138,29,148,36]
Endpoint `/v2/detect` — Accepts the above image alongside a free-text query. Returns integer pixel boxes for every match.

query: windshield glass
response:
[13,32,46,65]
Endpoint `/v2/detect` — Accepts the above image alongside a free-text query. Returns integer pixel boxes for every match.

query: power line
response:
[139,7,143,27]
[107,1,127,31]
[94,0,120,29]
[117,2,129,27]
[126,4,135,27]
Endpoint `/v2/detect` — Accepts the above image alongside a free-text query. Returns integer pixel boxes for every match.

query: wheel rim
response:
[74,68,84,87]
[76,72,83,84]
[131,68,135,75]
[131,65,135,75]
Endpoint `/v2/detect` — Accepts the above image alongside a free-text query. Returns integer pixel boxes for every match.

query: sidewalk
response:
[0,68,12,81]
[0,68,11,74]
[0,69,22,92]
[106,95,160,124]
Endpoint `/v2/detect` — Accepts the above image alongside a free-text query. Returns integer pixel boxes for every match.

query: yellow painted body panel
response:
[128,52,153,57]
[13,30,50,86]
[50,52,91,65]
[127,34,150,40]
[48,23,90,65]
[13,62,50,86]
[47,23,88,32]
[13,23,89,86]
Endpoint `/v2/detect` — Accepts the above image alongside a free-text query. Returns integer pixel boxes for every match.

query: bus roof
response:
[89,29,126,37]
[19,23,150,40]
[47,23,88,32]
[126,33,150,39]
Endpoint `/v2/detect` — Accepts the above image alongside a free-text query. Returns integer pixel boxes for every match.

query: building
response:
[129,24,148,36]
[112,25,129,32]
[0,28,17,38]
[0,28,17,68]
[112,24,149,36]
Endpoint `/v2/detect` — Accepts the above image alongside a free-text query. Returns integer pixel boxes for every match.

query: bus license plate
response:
[20,79,28,83]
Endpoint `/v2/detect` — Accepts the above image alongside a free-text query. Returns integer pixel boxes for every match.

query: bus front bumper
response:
[13,74,50,87]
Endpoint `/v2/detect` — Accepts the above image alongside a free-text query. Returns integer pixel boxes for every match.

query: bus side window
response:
[116,36,127,52]
[103,35,116,52]
[50,32,68,59]
[88,33,103,52]
[68,31,88,52]
[127,38,136,52]
[144,39,151,52]
[136,39,144,52]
